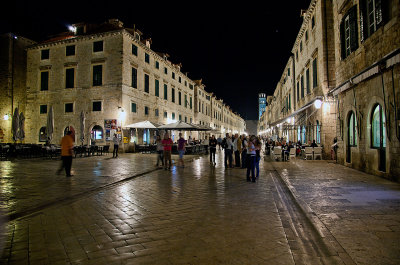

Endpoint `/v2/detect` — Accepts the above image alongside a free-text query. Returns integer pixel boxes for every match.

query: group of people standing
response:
[209,133,262,183]
[155,132,187,170]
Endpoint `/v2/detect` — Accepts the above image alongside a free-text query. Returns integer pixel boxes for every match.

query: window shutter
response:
[359,0,367,42]
[349,6,359,53]
[340,19,346,59]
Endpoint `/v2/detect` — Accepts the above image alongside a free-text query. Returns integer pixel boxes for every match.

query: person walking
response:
[241,135,248,169]
[224,133,233,168]
[177,133,187,168]
[209,135,217,165]
[113,134,120,158]
[155,135,164,167]
[233,134,241,167]
[57,131,74,177]
[162,133,173,170]
[246,135,257,182]
[217,136,222,151]
[254,137,262,179]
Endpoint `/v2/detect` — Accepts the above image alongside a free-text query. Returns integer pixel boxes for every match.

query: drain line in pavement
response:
[269,168,356,265]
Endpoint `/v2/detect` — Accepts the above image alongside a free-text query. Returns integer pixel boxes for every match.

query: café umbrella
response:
[47,106,54,143]
[80,111,85,144]
[11,107,20,142]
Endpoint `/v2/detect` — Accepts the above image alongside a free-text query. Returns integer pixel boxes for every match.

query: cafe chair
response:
[304,147,313,160]
[273,146,282,161]
[313,147,322,160]
[289,148,296,160]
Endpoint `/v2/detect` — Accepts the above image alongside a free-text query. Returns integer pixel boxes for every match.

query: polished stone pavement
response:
[0,150,399,264]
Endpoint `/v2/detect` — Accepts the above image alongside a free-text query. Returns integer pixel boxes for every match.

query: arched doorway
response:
[91,125,104,145]
[39,126,47,142]
[371,104,386,172]
[347,111,357,163]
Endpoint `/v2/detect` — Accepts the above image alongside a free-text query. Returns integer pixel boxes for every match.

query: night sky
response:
[1,1,311,120]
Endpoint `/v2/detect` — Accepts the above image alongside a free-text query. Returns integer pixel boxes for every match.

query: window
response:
[65,68,74,88]
[144,74,149,93]
[316,120,321,144]
[92,101,102,112]
[144,106,149,115]
[155,61,159,69]
[40,71,49,91]
[311,16,315,29]
[164,111,167,118]
[190,97,192,109]
[65,103,73,113]
[348,112,357,146]
[172,72,175,79]
[185,94,187,108]
[306,68,310,94]
[185,116,187,122]
[93,65,102,86]
[93,41,103,52]
[164,84,168,100]
[305,30,309,42]
[155,79,159,97]
[132,44,138,56]
[164,67,168,74]
[40,105,47,114]
[66,45,75,56]
[312,58,318,88]
[172,112,175,120]
[155,109,159,117]
[287,68,290,77]
[39,127,47,142]
[301,126,306,144]
[296,81,299,102]
[91,125,103,140]
[301,75,304,98]
[131,102,137,113]
[340,6,358,59]
[41,49,49,60]
[179,76,181,83]
[300,41,303,52]
[171,88,175,103]
[145,53,150,63]
[132,68,137,88]
[179,114,182,121]
[296,51,299,61]
[371,104,386,148]
[178,91,182,105]
[360,0,386,41]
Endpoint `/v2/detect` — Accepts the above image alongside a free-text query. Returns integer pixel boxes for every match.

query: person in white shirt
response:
[203,136,209,155]
[246,135,257,182]
[224,133,233,168]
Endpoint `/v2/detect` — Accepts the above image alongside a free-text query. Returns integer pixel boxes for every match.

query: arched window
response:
[348,112,357,146]
[316,120,321,144]
[39,126,47,142]
[297,126,301,142]
[301,125,306,144]
[91,125,103,140]
[371,104,386,148]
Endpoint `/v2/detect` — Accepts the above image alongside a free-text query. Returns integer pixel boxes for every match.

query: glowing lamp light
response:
[314,99,323,109]
[3,114,9,120]
[68,25,77,33]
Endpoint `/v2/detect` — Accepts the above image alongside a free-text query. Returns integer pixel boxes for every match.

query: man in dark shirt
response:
[209,135,217,165]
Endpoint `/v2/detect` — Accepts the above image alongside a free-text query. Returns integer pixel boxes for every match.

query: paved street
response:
[0,150,399,264]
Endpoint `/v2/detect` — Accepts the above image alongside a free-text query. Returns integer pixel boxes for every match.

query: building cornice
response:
[291,0,317,53]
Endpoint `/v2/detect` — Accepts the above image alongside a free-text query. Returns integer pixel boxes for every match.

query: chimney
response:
[145,38,152,48]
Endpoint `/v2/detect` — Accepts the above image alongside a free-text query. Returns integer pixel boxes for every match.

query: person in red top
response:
[162,133,173,170]
[57,131,74,177]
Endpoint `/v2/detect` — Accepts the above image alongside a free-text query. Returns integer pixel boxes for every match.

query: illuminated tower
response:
[258,93,266,119]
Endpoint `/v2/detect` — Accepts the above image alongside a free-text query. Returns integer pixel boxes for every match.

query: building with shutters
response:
[259,0,337,158]
[329,0,400,180]
[22,19,245,149]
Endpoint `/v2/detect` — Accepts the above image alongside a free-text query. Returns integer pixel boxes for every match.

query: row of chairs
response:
[304,147,322,160]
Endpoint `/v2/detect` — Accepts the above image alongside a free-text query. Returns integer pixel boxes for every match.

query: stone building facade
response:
[23,19,245,149]
[329,0,400,180]
[0,33,35,143]
[259,0,337,158]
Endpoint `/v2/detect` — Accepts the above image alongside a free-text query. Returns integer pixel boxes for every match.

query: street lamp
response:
[314,99,323,109]
[3,114,10,120]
